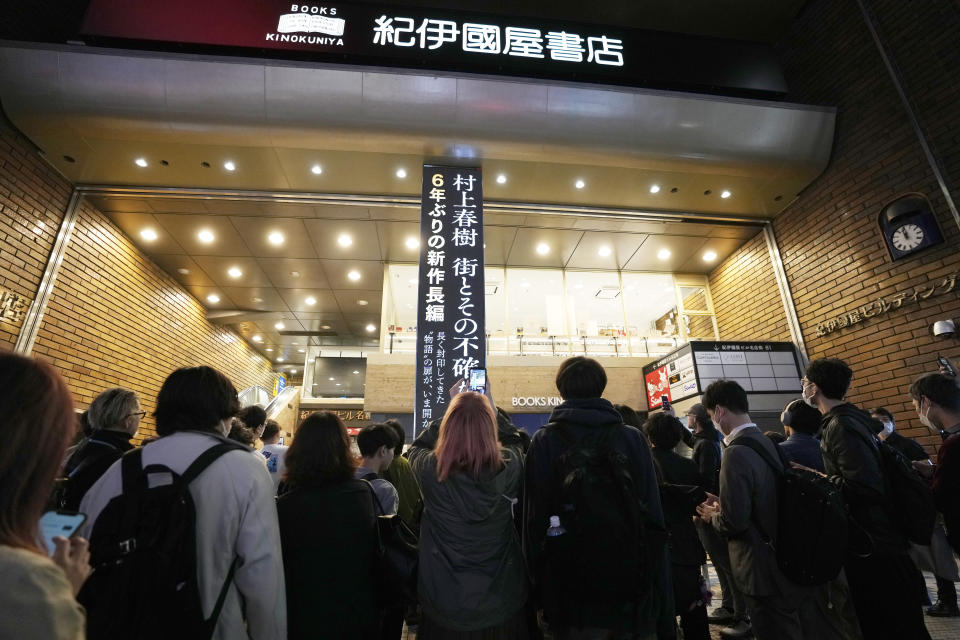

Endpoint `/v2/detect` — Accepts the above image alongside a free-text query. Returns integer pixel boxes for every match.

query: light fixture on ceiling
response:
[347,270,361,281]
[336,383,341,387]
[134,158,148,168]
[321,324,331,330]
[703,250,718,262]
[366,323,376,332]
[305,296,317,305]
[277,357,284,362]
[353,370,360,374]
[265,348,274,352]
[575,179,585,189]
[206,294,220,303]
[650,184,661,194]
[223,161,236,171]
[197,229,215,244]
[177,268,190,275]
[357,299,369,306]
[338,233,353,247]
[496,174,507,184]
[252,297,263,303]
[140,228,158,241]
[227,267,243,278]
[274,322,285,330]
[720,190,732,199]
[252,335,263,342]
[311,164,323,175]
[268,231,285,246]
[598,246,612,257]
[298,349,305,353]
[329,377,335,381]
[291,369,297,374]
[396,168,407,179]
[405,237,419,249]
[657,249,671,260]
[536,243,550,255]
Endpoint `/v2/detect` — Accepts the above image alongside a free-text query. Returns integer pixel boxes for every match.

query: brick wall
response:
[1,121,276,438]
[0,122,73,348]
[709,231,792,342]
[709,0,960,453]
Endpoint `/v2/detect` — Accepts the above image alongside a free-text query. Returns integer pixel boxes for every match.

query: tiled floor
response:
[400,566,960,639]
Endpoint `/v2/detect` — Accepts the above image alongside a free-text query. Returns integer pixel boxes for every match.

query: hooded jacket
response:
[691,425,722,495]
[414,448,527,631]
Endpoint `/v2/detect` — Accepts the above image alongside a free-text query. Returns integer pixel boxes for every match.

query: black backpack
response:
[540,423,656,618]
[79,442,247,640]
[729,437,848,586]
[845,419,937,546]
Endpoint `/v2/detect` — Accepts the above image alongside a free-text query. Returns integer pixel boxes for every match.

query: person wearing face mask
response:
[869,407,928,462]
[802,358,931,640]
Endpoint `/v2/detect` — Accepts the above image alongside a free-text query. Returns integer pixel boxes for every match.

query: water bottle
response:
[546,515,566,537]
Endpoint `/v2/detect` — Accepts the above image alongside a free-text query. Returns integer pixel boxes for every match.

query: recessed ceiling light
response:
[265,348,273,352]
[223,161,236,171]
[197,229,215,244]
[338,234,353,247]
[134,158,148,168]
[405,237,419,249]
[140,228,158,241]
[496,174,507,184]
[268,231,285,246]
[321,325,331,330]
[274,322,285,330]
[291,369,297,374]
[277,357,284,362]
[536,243,550,255]
[329,377,335,381]
[305,296,317,305]
[252,297,263,303]
[336,383,341,387]
[598,246,612,257]
[657,248,671,260]
[311,164,323,175]
[353,370,360,374]
[396,168,407,179]
[575,179,585,189]
[177,268,190,275]
[298,349,305,353]
[347,270,361,281]
[227,267,242,278]
[366,323,376,332]
[206,294,220,303]
[703,250,718,262]
[650,184,661,194]
[720,190,732,199]
[252,335,263,342]
[357,299,369,306]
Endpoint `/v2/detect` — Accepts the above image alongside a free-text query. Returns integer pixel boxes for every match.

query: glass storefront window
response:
[564,271,626,338]
[679,286,710,312]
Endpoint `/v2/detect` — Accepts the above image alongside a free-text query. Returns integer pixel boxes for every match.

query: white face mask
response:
[878,421,894,439]
[801,383,818,409]
[918,400,937,433]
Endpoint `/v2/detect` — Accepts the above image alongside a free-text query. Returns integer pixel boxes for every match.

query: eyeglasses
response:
[128,411,147,419]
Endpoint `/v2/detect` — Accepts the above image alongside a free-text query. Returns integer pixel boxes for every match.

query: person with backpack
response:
[695,380,814,640]
[523,356,669,640]
[802,358,931,640]
[276,411,380,640]
[78,366,286,640]
[0,353,88,640]
[410,390,529,639]
[381,419,423,535]
[59,387,143,511]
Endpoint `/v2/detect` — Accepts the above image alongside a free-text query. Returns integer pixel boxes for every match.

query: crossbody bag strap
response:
[363,478,385,515]
[202,555,240,638]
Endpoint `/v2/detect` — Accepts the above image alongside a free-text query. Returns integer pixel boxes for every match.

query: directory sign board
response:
[80,1,786,95]
[643,341,802,409]
[414,166,485,432]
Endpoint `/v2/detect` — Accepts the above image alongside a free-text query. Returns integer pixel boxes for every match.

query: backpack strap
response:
[181,442,249,485]
[727,436,786,547]
[202,555,240,637]
[363,478,385,515]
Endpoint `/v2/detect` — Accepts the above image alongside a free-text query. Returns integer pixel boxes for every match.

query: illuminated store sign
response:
[80,1,787,95]
[414,166,486,431]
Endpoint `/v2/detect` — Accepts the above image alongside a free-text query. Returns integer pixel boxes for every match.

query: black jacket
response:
[691,426,722,495]
[884,431,929,461]
[61,430,134,511]
[277,479,378,640]
[523,397,669,633]
[652,448,707,567]
[820,403,907,555]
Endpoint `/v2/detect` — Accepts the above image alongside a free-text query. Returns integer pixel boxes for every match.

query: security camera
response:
[933,319,957,338]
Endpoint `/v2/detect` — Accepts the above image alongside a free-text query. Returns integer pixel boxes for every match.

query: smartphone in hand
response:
[938,354,956,377]
[39,510,86,556]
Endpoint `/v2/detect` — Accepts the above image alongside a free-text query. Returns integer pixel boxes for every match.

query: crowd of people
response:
[1,348,959,640]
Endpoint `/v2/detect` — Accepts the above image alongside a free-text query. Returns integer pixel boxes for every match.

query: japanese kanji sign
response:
[415,166,486,432]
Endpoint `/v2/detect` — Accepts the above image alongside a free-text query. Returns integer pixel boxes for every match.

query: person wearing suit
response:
[696,380,813,640]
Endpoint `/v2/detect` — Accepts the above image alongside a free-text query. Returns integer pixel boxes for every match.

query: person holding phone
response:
[0,352,89,639]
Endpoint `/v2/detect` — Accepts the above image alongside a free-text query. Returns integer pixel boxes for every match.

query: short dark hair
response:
[154,366,239,436]
[870,407,894,423]
[702,380,749,414]
[614,404,643,428]
[357,423,397,458]
[781,399,821,435]
[284,411,356,488]
[643,413,683,449]
[236,405,267,431]
[805,358,853,400]
[384,419,405,456]
[261,419,281,441]
[556,357,607,400]
[910,374,960,412]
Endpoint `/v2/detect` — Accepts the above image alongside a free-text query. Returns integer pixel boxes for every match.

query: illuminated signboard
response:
[79,1,787,95]
[414,166,486,432]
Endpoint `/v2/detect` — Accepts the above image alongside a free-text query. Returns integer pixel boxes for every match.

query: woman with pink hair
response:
[412,390,529,639]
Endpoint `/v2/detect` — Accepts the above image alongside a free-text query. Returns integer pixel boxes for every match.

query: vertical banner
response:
[414,166,486,432]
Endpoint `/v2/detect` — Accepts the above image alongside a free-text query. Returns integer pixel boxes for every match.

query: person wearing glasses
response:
[59,387,143,511]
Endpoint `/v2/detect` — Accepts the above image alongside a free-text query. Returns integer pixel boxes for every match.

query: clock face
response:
[891,223,925,251]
